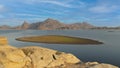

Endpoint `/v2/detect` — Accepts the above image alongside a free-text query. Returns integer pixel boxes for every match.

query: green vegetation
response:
[16,35,103,44]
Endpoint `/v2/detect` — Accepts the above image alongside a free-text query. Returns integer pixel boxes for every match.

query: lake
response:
[0,30,120,66]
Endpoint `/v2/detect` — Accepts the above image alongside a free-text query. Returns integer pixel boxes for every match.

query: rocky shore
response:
[0,37,119,68]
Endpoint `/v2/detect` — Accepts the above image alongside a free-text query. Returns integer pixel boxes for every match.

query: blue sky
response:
[0,0,120,26]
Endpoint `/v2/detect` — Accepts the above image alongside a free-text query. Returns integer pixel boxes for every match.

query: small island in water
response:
[16,35,103,44]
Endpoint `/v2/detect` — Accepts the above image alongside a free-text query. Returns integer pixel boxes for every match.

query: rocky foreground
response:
[0,37,119,68]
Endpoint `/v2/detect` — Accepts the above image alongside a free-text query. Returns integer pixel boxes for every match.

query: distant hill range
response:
[0,18,120,30]
[91,26,120,30]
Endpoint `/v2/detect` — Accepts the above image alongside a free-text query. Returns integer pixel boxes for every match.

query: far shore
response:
[16,35,103,45]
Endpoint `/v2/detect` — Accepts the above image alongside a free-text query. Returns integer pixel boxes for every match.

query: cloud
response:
[88,0,119,13]
[20,0,85,8]
[0,4,5,12]
[0,17,46,26]
[14,13,42,17]
[0,15,4,18]
[39,9,70,15]
[114,15,120,20]
[22,0,72,8]
[39,0,86,8]
[38,1,71,8]
[0,18,24,26]
[89,5,118,13]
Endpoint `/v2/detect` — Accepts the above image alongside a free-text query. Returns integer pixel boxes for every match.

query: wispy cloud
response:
[0,15,4,18]
[115,15,120,20]
[0,4,5,12]
[20,0,85,8]
[88,0,119,13]
[0,17,43,26]
[14,13,42,17]
[39,9,70,15]
[0,18,24,26]
[89,5,118,13]
[22,0,72,8]
[38,1,71,8]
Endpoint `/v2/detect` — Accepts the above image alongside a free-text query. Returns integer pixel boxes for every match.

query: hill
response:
[0,18,95,30]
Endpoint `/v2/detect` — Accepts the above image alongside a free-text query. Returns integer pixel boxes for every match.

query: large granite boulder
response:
[0,37,31,68]
[0,46,31,68]
[21,46,80,68]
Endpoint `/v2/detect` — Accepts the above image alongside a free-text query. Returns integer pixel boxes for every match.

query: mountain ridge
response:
[31,18,94,30]
[1,18,119,30]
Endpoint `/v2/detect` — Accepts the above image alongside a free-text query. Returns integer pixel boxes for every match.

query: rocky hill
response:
[0,25,12,29]
[0,37,119,68]
[56,22,94,30]
[28,18,94,30]
[1,18,120,30]
[11,21,30,30]
[28,18,65,30]
[21,21,30,29]
[91,26,120,30]
[0,18,95,30]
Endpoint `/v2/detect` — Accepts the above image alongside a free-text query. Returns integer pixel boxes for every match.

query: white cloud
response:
[14,13,42,17]
[89,0,119,13]
[89,5,118,13]
[39,1,71,8]
[37,0,86,8]
[0,18,22,22]
[39,9,70,15]
[22,0,72,8]
[0,5,5,12]
[0,18,24,26]
[21,0,86,8]
[75,1,86,8]
[6,0,85,8]
[115,15,120,19]
[0,15,4,18]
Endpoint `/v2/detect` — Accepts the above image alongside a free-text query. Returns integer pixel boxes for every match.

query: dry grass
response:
[0,36,8,45]
[16,35,103,44]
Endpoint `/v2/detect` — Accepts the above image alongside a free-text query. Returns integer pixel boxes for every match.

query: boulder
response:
[85,62,99,65]
[21,46,80,68]
[89,63,119,68]
[0,37,31,68]
[0,46,31,68]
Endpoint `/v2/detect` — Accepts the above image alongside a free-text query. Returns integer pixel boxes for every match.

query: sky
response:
[0,0,120,26]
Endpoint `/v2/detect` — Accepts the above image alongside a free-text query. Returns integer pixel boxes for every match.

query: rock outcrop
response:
[0,37,31,68]
[21,21,30,29]
[37,18,65,30]
[0,25,12,30]
[0,37,119,68]
[89,63,118,68]
[14,21,30,30]
[28,18,94,30]
[21,46,80,68]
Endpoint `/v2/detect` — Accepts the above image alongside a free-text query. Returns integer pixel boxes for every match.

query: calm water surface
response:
[0,30,120,66]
